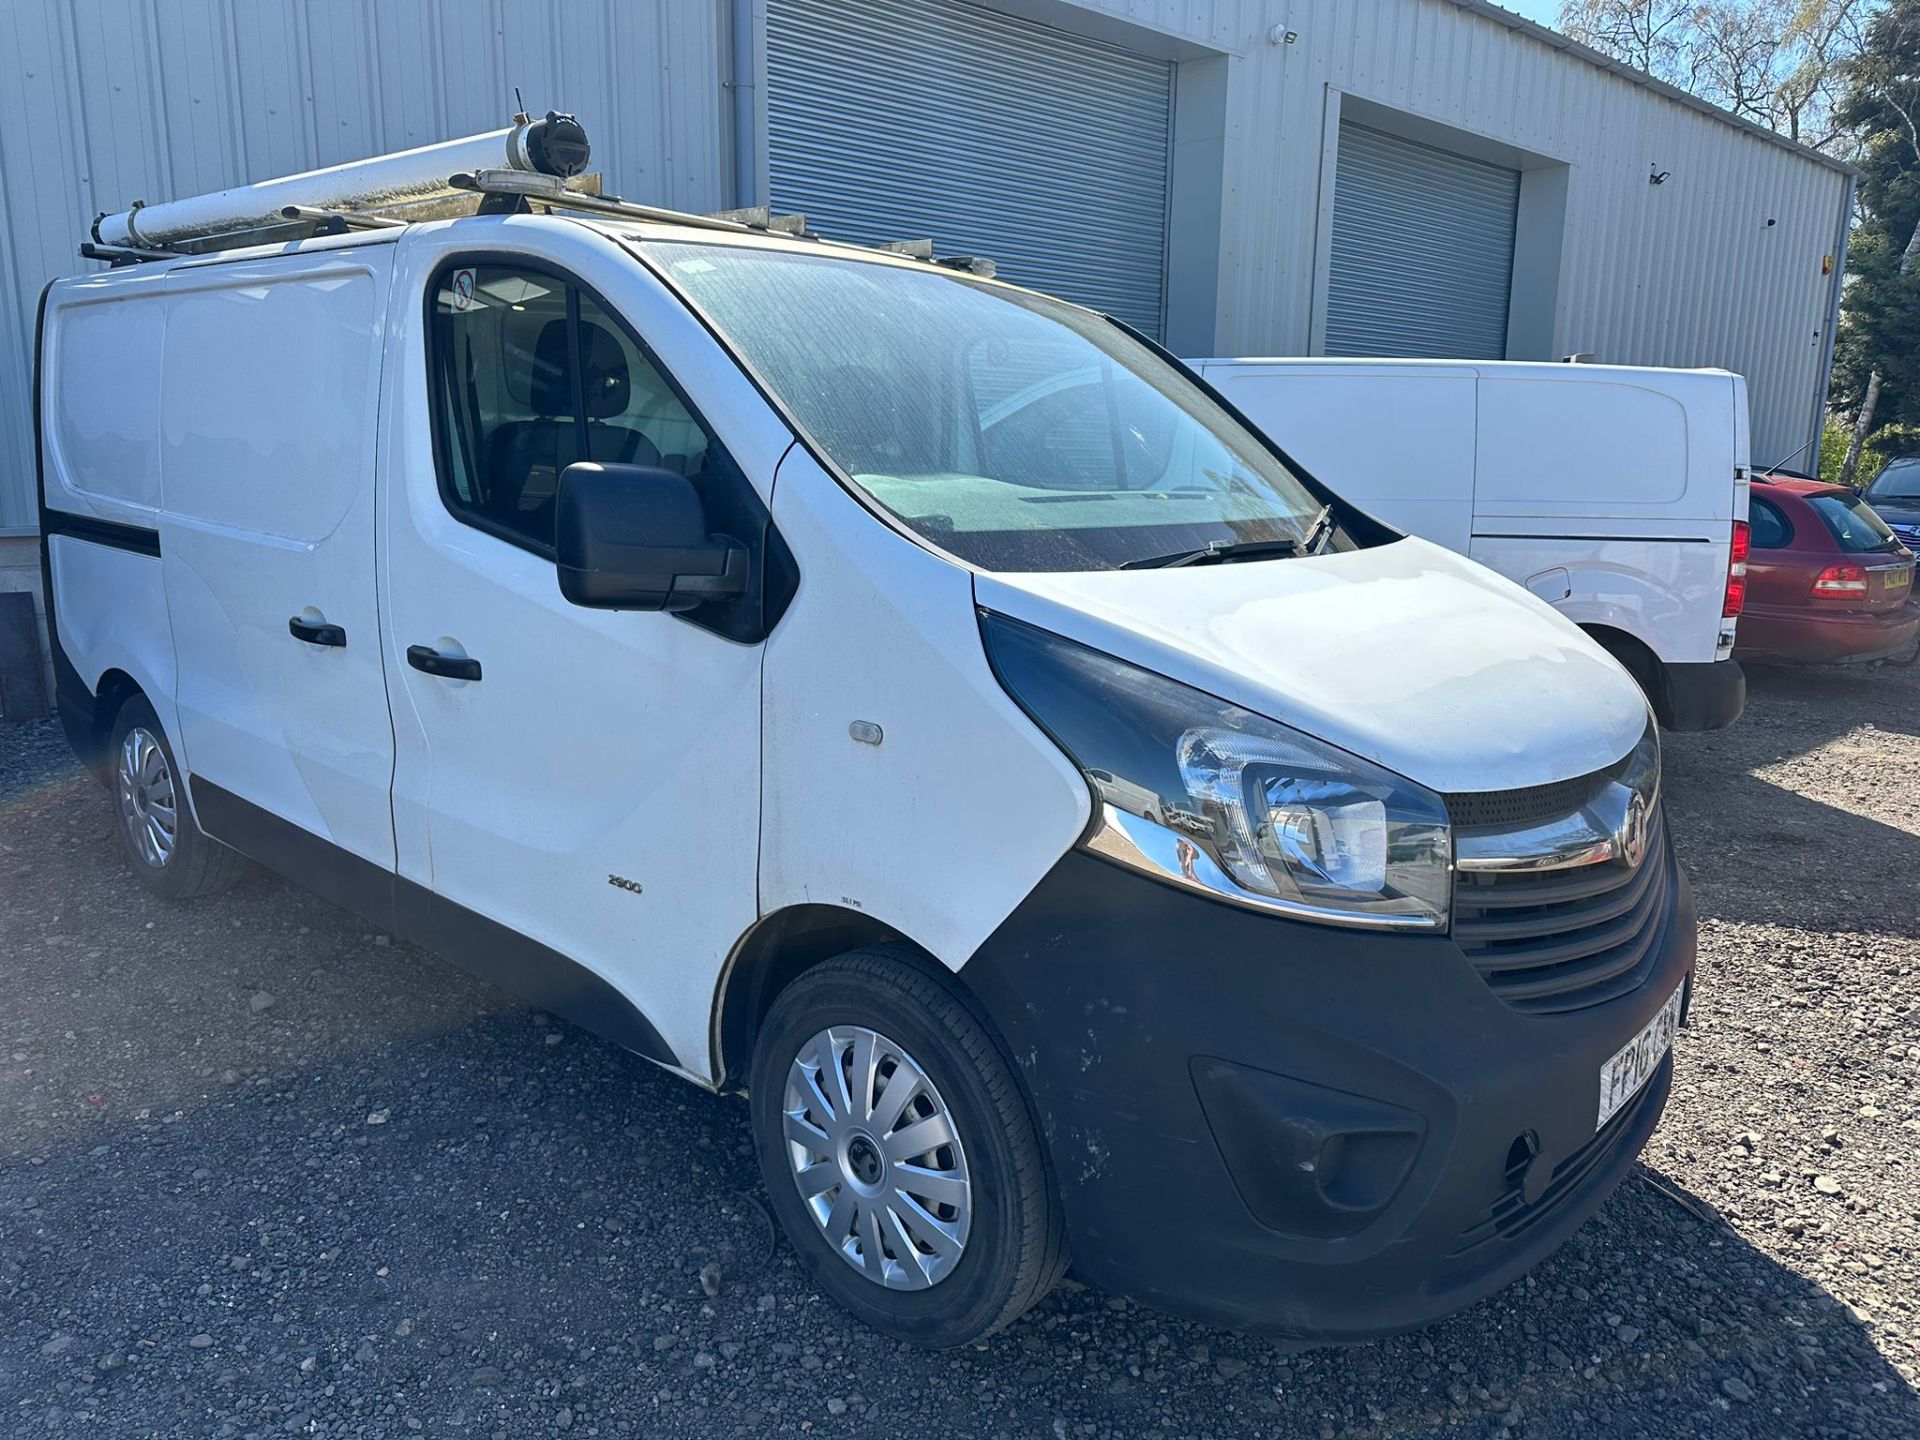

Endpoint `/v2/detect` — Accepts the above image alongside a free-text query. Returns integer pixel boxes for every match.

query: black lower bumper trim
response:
[1659,657,1745,730]
[960,848,1696,1339]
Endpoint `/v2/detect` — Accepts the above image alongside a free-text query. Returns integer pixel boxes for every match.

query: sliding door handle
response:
[288,615,346,647]
[407,644,482,681]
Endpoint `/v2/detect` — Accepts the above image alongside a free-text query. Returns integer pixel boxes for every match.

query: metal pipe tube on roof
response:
[91,113,590,250]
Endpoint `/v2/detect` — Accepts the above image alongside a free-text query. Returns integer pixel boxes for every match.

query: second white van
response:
[1193,359,1751,731]
[40,146,1696,1349]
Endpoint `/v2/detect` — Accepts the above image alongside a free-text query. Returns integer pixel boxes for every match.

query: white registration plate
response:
[1596,982,1683,1132]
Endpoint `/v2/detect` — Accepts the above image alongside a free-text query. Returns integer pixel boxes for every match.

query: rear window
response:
[1808,493,1900,553]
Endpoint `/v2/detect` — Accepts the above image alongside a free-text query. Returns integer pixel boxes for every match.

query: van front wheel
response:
[108,696,247,900]
[748,947,1066,1347]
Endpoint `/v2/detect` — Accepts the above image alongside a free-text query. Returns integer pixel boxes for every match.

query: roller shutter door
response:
[766,0,1173,337]
[1325,123,1520,359]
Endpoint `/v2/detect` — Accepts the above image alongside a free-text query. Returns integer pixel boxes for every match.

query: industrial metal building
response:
[0,0,1854,648]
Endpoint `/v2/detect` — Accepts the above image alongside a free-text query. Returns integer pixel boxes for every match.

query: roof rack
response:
[79,114,995,278]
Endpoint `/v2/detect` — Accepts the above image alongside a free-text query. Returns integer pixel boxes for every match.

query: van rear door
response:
[158,249,397,875]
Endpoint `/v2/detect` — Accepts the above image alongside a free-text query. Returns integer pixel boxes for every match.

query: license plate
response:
[1597,982,1683,1131]
[1885,566,1912,592]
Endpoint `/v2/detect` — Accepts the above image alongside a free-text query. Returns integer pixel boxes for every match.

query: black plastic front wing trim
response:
[189,777,679,1069]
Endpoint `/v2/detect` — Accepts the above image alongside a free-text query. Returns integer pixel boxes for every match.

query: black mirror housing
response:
[555,462,749,612]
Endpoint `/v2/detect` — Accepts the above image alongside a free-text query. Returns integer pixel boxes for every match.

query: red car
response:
[1737,478,1919,664]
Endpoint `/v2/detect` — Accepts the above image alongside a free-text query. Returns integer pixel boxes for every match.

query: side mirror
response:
[555,462,748,612]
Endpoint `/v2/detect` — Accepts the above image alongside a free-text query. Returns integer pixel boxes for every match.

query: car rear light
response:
[1723,520,1750,617]
[1811,563,1869,597]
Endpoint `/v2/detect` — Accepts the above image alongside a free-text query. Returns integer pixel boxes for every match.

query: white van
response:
[1193,359,1751,731]
[38,161,1695,1347]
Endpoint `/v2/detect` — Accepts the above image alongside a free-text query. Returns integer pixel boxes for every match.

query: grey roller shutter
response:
[766,0,1173,337]
[1325,123,1520,359]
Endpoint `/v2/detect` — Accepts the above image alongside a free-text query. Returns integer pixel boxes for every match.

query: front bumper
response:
[1735,601,1920,665]
[961,845,1696,1340]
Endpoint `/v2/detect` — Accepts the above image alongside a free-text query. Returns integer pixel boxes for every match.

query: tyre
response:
[108,695,247,900]
[748,946,1067,1347]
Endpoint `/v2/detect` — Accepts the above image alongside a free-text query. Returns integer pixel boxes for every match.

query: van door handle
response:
[406,644,482,681]
[288,616,347,648]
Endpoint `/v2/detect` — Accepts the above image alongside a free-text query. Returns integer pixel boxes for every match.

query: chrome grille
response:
[1452,812,1672,1015]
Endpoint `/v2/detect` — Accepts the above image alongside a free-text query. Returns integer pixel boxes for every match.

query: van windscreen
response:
[644,241,1346,572]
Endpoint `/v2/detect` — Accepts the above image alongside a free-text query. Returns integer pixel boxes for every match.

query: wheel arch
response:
[77,667,148,777]
[1579,623,1673,726]
[712,904,933,1090]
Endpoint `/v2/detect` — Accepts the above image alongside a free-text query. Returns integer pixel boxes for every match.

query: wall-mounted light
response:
[1269,24,1298,44]
[1649,167,1671,185]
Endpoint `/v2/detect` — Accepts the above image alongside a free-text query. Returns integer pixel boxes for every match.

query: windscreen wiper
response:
[1299,502,1336,556]
[1120,504,1336,570]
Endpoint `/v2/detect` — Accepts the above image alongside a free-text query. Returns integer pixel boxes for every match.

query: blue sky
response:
[1497,0,1564,26]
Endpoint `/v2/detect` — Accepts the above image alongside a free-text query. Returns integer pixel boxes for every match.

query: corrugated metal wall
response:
[1088,0,1848,467]
[0,0,730,531]
[0,0,1852,532]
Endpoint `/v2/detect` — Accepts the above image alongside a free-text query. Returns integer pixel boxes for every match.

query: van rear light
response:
[1811,563,1869,597]
[1723,520,1750,617]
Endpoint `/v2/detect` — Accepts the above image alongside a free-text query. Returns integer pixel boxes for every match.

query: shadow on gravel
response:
[1662,663,1920,939]
[1737,661,1920,754]
[1663,761,1920,938]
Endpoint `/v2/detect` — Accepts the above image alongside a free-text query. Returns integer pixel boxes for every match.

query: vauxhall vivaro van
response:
[39,149,1695,1347]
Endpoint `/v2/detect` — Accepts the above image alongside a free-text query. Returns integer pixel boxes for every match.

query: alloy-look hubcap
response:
[117,726,178,867]
[782,1025,972,1290]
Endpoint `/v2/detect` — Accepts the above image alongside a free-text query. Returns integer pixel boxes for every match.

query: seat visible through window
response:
[428,264,716,552]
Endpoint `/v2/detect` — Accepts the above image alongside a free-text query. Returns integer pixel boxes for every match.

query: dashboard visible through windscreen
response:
[642,240,1351,572]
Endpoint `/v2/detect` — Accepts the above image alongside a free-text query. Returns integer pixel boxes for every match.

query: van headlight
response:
[982,613,1452,930]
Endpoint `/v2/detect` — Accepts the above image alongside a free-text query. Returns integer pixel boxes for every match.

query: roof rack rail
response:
[79,240,180,267]
[705,205,810,235]
[279,204,407,233]
[448,169,755,233]
[76,114,998,278]
[453,170,998,275]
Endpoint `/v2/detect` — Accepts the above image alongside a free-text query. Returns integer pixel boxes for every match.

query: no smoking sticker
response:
[449,267,476,313]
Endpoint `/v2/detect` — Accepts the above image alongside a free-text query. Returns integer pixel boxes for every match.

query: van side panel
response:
[47,534,175,715]
[1201,365,1477,554]
[1476,379,1691,512]
[759,449,1090,972]
[47,283,166,514]
[1465,535,1717,666]
[40,273,178,748]
[158,253,397,867]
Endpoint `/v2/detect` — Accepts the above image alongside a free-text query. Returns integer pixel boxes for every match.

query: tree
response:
[1560,0,1700,77]
[1559,0,1874,148]
[1833,1,1920,483]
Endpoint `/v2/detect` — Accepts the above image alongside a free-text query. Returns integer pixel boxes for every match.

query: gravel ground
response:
[2,661,1917,1439]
